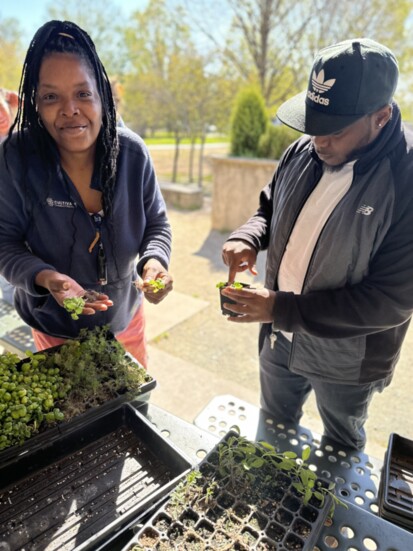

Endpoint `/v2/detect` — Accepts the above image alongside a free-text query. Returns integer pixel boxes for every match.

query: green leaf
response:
[260,441,276,451]
[283,451,298,459]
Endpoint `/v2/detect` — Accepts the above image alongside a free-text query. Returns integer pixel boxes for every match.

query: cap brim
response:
[276,91,364,136]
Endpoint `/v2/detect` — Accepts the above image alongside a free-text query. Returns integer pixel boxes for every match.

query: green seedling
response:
[147,278,165,293]
[0,325,152,451]
[63,296,86,320]
[63,290,102,320]
[215,427,347,518]
[216,281,244,289]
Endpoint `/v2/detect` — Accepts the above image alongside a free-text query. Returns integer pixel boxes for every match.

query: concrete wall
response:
[208,155,278,232]
[160,182,203,210]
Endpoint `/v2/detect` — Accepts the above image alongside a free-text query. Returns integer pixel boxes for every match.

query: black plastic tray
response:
[378,432,413,530]
[126,430,332,550]
[0,403,192,551]
[0,343,156,466]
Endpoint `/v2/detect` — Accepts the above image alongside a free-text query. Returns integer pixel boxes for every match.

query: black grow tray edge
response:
[0,403,192,551]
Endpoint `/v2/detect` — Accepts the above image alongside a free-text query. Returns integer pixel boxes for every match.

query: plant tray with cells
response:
[127,429,345,551]
[0,325,155,460]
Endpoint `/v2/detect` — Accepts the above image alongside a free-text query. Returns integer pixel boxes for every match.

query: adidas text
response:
[307,91,329,106]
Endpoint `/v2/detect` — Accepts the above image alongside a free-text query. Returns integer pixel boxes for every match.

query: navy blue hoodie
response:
[0,127,171,339]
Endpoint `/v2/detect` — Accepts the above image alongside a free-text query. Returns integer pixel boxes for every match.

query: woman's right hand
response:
[35,269,113,315]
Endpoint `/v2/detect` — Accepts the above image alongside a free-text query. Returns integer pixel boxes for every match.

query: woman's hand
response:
[140,259,173,304]
[35,269,113,315]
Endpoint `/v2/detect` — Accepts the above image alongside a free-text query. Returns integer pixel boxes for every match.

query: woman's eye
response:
[79,91,92,98]
[42,94,56,102]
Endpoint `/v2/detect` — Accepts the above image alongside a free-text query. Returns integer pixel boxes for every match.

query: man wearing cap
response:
[221,38,413,450]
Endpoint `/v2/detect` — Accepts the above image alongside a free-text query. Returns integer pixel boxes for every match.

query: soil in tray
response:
[133,432,332,551]
[0,425,174,550]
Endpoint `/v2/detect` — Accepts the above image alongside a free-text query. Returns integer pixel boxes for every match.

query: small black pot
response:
[219,282,252,316]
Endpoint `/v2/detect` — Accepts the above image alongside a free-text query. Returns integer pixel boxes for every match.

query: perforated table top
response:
[192,394,413,551]
[0,298,36,353]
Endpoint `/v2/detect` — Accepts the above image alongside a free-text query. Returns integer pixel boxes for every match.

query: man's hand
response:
[140,259,173,304]
[222,240,258,283]
[221,285,275,323]
[35,269,113,315]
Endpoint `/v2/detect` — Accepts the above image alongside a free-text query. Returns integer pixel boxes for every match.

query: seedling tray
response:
[0,341,156,465]
[0,403,191,551]
[378,433,413,530]
[127,430,332,550]
[0,377,156,467]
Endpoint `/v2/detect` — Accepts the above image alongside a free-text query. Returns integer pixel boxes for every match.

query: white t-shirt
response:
[277,161,355,340]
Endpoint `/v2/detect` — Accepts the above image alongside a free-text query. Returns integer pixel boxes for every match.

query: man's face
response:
[311,115,379,167]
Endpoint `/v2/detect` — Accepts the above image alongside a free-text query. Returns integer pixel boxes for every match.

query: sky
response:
[0,0,148,43]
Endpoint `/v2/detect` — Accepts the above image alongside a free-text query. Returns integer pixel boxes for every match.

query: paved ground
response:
[145,198,413,461]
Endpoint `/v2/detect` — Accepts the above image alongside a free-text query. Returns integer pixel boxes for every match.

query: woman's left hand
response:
[35,269,113,314]
[140,259,173,304]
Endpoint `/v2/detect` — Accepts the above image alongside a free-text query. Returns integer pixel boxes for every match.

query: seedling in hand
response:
[63,290,102,320]
[217,281,251,316]
[216,281,244,289]
[146,278,165,293]
[63,297,85,320]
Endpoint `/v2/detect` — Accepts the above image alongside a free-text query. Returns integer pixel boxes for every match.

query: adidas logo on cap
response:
[307,69,336,106]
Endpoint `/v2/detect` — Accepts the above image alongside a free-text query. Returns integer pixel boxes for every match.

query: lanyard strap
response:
[89,213,107,286]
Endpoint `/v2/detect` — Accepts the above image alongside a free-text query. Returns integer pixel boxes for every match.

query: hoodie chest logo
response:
[46,197,75,209]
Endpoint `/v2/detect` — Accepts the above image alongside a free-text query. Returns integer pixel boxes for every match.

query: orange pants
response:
[31,303,148,368]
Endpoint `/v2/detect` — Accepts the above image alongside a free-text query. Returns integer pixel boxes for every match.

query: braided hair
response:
[7,20,119,218]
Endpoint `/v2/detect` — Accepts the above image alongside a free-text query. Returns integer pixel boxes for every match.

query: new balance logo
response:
[307,69,336,106]
[356,205,374,216]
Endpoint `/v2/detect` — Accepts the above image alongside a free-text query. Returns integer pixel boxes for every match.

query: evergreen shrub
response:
[230,87,268,157]
[257,124,301,159]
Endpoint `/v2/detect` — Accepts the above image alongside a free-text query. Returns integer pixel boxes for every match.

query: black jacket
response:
[229,104,413,384]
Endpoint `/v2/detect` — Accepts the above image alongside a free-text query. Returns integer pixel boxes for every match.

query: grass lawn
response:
[146,142,229,194]
[143,133,229,146]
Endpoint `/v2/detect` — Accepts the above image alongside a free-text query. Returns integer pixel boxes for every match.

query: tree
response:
[0,17,24,90]
[185,0,413,111]
[45,0,126,76]
[122,0,234,184]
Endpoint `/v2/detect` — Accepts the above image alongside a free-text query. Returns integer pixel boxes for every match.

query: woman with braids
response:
[0,20,173,368]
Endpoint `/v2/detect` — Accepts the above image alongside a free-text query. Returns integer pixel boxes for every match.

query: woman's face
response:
[36,52,102,160]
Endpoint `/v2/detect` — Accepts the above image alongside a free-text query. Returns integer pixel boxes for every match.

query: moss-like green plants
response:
[0,351,67,450]
[0,326,152,451]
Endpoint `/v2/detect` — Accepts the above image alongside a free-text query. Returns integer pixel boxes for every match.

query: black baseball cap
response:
[276,38,399,136]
